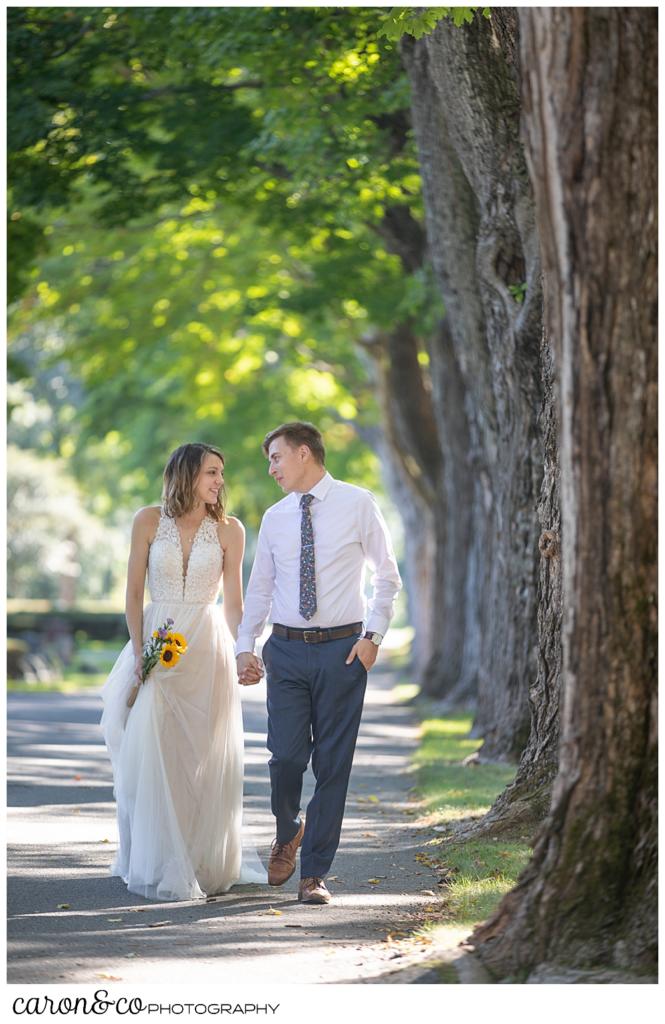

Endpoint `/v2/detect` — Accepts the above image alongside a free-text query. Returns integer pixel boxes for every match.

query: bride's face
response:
[194,452,224,507]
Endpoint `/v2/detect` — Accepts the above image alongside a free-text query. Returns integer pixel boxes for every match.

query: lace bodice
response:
[148,509,223,604]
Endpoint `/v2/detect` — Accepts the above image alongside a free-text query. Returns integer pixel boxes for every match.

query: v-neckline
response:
[174,515,207,588]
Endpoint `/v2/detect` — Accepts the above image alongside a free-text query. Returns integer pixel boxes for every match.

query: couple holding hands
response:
[101,421,402,906]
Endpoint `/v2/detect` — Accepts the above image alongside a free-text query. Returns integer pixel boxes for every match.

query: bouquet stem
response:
[126,617,187,708]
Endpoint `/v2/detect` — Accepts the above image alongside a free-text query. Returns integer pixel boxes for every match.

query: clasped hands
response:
[236,638,378,687]
[236,652,265,686]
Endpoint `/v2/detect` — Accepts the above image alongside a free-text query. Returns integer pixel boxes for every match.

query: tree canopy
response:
[8,6,443,525]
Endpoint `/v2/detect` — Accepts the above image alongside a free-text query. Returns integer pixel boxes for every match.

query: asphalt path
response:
[7,666,446,985]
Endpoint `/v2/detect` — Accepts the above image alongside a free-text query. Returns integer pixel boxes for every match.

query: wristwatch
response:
[364,631,383,646]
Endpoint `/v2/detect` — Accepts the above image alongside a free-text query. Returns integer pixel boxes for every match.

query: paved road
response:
[7,668,444,985]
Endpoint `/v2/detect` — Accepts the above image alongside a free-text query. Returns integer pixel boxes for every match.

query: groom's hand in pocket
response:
[345,638,378,672]
[237,652,265,686]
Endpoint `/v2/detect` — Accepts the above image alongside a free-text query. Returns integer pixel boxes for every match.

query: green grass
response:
[435,838,532,924]
[412,713,532,949]
[416,714,517,823]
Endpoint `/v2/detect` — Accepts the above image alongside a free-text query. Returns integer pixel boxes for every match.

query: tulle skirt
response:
[100,600,267,901]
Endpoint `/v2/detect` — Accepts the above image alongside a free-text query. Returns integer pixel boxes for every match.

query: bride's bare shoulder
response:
[134,504,162,523]
[217,515,245,550]
[132,505,162,538]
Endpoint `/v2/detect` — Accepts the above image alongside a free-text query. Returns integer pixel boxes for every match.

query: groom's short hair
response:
[262,421,326,465]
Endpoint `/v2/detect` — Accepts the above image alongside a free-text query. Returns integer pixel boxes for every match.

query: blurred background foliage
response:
[8,5,443,608]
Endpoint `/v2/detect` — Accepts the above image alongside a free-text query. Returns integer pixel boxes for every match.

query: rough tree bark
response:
[402,10,545,759]
[460,325,562,836]
[471,7,657,980]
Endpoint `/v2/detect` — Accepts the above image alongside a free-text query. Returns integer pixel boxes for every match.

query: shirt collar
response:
[293,471,334,504]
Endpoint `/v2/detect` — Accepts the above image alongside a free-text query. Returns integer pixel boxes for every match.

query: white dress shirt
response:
[236,472,402,654]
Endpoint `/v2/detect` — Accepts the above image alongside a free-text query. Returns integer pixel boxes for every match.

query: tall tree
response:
[401,9,547,760]
[471,7,657,979]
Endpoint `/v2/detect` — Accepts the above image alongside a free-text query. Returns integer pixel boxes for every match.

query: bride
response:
[100,442,267,900]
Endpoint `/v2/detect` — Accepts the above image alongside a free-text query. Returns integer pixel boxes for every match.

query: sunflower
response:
[168,632,188,652]
[159,645,180,668]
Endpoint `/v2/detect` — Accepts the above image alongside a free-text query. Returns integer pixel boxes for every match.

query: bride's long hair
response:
[162,443,227,522]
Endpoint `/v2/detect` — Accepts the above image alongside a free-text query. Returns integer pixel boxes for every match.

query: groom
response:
[236,421,402,905]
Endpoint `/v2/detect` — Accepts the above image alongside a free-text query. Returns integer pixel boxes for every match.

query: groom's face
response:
[267,436,308,493]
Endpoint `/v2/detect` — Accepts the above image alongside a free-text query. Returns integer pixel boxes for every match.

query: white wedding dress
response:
[100,508,267,900]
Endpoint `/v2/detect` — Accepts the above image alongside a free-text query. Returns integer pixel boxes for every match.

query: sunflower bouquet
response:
[127,617,189,708]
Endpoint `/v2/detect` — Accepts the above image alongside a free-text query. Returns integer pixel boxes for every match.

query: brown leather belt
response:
[272,622,363,644]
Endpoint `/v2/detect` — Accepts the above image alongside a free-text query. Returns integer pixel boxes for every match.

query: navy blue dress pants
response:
[262,630,368,880]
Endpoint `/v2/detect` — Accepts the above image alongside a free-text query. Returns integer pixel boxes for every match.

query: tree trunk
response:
[402,9,544,759]
[460,324,562,836]
[424,316,477,704]
[471,7,657,979]
[362,197,478,700]
[349,415,436,679]
[360,323,452,689]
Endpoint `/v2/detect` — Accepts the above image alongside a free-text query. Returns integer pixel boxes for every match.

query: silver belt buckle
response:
[303,630,319,644]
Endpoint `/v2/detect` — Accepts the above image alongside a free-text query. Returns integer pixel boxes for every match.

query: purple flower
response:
[158,628,167,639]
[166,617,174,625]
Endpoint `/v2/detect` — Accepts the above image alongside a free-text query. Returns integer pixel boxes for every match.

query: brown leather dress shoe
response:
[298,877,331,904]
[268,820,304,886]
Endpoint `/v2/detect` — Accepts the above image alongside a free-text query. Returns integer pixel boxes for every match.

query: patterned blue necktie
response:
[299,493,317,620]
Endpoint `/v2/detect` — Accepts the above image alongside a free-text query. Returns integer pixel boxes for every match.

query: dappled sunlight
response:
[8,672,445,983]
[10,888,447,985]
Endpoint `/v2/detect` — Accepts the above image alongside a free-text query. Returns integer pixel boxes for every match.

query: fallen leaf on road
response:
[420,890,436,896]
[361,832,378,838]
[367,795,379,803]
[367,878,381,885]
[100,838,110,844]
[147,921,171,928]
[327,876,339,882]
[57,904,70,910]
[95,974,122,981]
[262,908,282,916]
[73,775,82,781]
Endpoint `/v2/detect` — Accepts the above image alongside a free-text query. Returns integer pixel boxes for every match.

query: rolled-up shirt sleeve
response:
[359,493,402,636]
[235,518,275,654]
